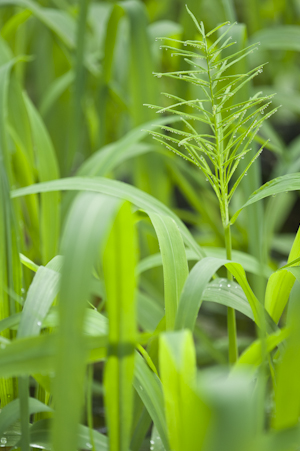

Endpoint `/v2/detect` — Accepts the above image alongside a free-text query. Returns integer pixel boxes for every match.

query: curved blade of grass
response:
[203,279,254,320]
[175,257,266,331]
[11,176,204,259]
[265,226,300,323]
[231,173,300,224]
[159,330,210,451]
[137,247,272,278]
[149,213,188,330]
[103,201,137,451]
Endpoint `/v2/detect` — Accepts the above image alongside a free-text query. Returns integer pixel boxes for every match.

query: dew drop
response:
[37,321,42,327]
[1,438,7,445]
[86,443,92,449]
[171,53,173,57]
[227,284,231,288]
[245,172,247,176]
[150,440,155,445]
[21,288,25,294]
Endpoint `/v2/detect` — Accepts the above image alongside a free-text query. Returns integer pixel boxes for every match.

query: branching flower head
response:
[144,6,278,225]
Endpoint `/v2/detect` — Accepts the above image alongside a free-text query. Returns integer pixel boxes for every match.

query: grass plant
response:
[0,2,300,451]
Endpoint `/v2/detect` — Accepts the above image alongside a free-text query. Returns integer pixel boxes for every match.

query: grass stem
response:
[224,222,238,363]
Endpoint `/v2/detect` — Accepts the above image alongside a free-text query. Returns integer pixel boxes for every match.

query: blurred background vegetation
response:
[0,0,300,440]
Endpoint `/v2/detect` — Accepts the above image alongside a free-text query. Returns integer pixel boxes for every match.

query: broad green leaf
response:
[149,213,188,330]
[231,173,300,224]
[11,176,204,259]
[103,201,137,451]
[159,330,210,451]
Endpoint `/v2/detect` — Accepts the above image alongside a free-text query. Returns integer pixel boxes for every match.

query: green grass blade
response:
[23,93,60,264]
[0,0,76,48]
[231,173,300,224]
[11,176,204,259]
[78,116,179,177]
[251,25,300,51]
[159,330,210,451]
[18,376,30,451]
[233,328,289,371]
[0,397,51,438]
[17,264,60,339]
[175,257,266,331]
[137,247,272,278]
[103,201,137,451]
[0,333,107,378]
[16,418,108,450]
[52,192,121,451]
[149,213,188,330]
[265,226,300,322]
[134,352,169,450]
[272,284,300,430]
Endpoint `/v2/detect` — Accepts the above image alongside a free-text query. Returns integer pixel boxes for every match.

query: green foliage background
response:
[0,0,300,450]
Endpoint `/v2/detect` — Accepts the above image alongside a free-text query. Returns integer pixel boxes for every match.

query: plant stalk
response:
[224,221,238,364]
